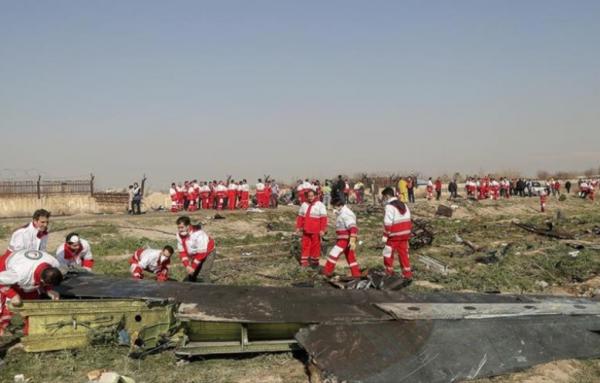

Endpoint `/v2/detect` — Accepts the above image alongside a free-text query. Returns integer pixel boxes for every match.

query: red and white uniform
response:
[296,200,328,267]
[239,183,250,209]
[227,182,238,210]
[176,185,185,210]
[0,249,60,333]
[382,197,413,278]
[501,179,510,199]
[177,229,215,271]
[129,248,170,281]
[490,180,500,200]
[426,180,434,200]
[256,182,266,207]
[169,187,179,212]
[200,184,211,209]
[55,239,94,270]
[216,183,228,210]
[188,185,198,211]
[5,222,48,258]
[323,205,360,277]
[540,189,548,212]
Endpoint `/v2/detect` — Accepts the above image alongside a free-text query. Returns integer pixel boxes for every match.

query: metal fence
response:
[0,176,95,198]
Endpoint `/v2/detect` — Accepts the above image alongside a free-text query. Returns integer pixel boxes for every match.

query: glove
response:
[349,237,357,251]
[382,236,388,244]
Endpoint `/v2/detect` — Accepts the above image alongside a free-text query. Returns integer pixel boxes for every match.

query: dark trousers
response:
[408,189,415,203]
[132,199,141,214]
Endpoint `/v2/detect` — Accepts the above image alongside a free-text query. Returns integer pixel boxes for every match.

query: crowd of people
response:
[168,179,280,212]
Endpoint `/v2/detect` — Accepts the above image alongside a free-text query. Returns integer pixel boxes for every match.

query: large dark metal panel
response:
[58,273,595,324]
[296,316,600,383]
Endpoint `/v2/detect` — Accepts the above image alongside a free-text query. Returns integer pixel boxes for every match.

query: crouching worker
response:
[176,216,215,282]
[56,232,94,271]
[0,249,63,336]
[130,246,174,282]
[322,196,361,277]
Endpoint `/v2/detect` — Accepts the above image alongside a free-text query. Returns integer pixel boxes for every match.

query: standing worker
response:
[381,187,413,285]
[295,190,328,268]
[322,197,361,277]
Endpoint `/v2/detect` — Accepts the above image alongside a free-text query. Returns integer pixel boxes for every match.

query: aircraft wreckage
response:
[11,271,600,383]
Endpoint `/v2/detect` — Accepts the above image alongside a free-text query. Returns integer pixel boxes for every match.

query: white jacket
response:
[0,249,60,294]
[8,222,48,253]
[55,239,93,269]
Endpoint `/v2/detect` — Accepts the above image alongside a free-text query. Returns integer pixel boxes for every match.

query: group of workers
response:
[168,179,281,212]
[0,209,216,336]
[294,187,413,283]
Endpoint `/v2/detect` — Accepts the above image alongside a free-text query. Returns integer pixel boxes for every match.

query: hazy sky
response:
[1,1,599,190]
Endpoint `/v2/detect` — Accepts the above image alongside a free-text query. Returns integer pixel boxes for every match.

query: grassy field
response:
[0,193,599,382]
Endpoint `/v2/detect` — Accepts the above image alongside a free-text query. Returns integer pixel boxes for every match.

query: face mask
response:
[179,230,188,236]
[159,255,169,264]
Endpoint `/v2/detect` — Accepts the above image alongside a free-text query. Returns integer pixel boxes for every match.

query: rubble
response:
[435,204,453,217]
[512,221,574,240]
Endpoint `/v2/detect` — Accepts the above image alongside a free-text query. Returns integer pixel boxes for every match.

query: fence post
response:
[90,173,95,196]
[36,175,41,199]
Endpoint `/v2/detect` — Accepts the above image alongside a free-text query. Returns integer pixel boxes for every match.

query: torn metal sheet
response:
[57,272,591,324]
[296,316,600,383]
[375,301,600,320]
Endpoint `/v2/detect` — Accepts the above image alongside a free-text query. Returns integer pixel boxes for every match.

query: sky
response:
[1,1,599,190]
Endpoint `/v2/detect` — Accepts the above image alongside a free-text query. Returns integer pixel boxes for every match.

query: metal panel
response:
[296,316,600,383]
[376,302,600,320]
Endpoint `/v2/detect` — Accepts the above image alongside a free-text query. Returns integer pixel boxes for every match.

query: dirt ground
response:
[1,192,600,382]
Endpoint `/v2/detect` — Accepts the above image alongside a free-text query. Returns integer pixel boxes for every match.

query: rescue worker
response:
[239,179,250,209]
[129,245,174,282]
[55,232,94,270]
[200,182,211,209]
[256,179,265,208]
[176,216,215,282]
[0,249,63,335]
[381,187,413,284]
[227,180,238,210]
[426,178,434,200]
[216,181,228,210]
[295,189,328,268]
[322,197,361,277]
[4,209,50,257]
[187,182,198,212]
[490,178,500,200]
[169,183,179,212]
[540,189,548,212]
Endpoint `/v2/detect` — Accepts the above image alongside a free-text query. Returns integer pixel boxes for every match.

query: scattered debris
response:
[565,241,600,251]
[327,270,411,290]
[417,255,452,275]
[247,208,264,213]
[410,219,434,249]
[475,243,512,264]
[213,214,226,220]
[568,250,580,258]
[512,221,574,240]
[436,205,453,217]
[455,233,483,253]
[13,375,27,383]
